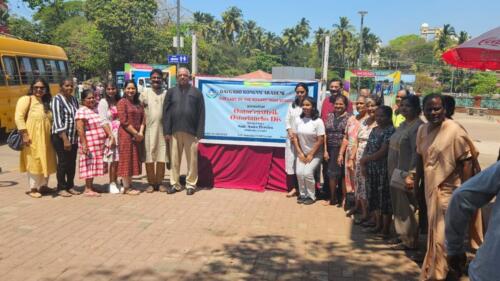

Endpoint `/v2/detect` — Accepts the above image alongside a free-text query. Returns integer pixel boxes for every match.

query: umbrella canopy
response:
[442,26,500,70]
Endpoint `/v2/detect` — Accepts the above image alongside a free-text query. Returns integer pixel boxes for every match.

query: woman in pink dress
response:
[75,89,108,196]
[339,95,367,216]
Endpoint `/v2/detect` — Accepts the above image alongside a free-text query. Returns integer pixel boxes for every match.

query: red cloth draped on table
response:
[198,143,286,192]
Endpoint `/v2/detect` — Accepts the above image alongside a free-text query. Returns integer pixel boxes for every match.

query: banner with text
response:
[197,78,318,147]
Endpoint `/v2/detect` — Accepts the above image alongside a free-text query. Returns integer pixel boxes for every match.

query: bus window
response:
[58,60,68,78]
[35,58,46,80]
[49,60,59,83]
[2,56,21,85]
[43,59,55,82]
[0,60,6,86]
[18,57,35,84]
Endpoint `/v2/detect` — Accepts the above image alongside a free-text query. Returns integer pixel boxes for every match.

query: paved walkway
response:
[0,161,422,280]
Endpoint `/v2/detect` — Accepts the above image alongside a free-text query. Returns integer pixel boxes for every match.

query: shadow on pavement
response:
[52,235,419,281]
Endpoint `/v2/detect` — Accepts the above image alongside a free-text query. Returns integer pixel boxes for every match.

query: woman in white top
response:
[97,81,121,192]
[292,96,325,205]
[285,83,308,197]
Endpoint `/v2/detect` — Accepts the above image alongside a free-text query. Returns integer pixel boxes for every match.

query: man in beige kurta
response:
[140,69,169,192]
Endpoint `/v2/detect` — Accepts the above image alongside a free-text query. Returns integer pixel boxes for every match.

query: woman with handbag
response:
[14,78,57,198]
[416,93,483,281]
[387,95,423,250]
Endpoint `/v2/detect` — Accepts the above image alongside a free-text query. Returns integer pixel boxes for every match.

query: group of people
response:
[14,68,495,280]
[14,67,205,198]
[285,78,487,280]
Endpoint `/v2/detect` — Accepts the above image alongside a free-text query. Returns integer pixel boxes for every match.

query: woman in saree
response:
[415,93,483,281]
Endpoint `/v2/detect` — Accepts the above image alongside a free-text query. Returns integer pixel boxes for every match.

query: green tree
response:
[51,16,109,78]
[470,72,498,96]
[84,0,158,72]
[221,6,243,44]
[458,31,469,44]
[332,17,354,68]
[7,16,46,42]
[414,73,438,95]
[434,24,456,57]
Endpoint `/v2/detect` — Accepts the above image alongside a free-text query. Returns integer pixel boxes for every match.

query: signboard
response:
[168,55,189,64]
[197,78,319,147]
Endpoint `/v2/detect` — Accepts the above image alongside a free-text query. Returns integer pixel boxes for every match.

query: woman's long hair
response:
[293,82,309,108]
[123,80,140,105]
[300,96,320,120]
[28,77,51,112]
[104,80,121,105]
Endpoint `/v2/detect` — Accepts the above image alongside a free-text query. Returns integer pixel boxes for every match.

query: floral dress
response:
[324,112,351,178]
[75,106,107,179]
[344,115,362,193]
[98,99,120,163]
[354,118,376,201]
[364,125,396,214]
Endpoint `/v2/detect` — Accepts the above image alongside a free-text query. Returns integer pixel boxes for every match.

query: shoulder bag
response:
[7,97,32,151]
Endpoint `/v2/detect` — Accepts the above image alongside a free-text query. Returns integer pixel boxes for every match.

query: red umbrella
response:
[442,26,500,70]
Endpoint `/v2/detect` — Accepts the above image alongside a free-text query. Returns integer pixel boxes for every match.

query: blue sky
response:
[8,0,500,45]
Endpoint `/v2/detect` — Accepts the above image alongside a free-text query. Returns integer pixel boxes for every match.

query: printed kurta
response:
[75,106,107,179]
[354,119,376,200]
[117,98,144,177]
[15,96,56,176]
[344,115,362,192]
[98,99,120,163]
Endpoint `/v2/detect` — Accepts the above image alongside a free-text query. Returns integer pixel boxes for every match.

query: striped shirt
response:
[51,94,79,144]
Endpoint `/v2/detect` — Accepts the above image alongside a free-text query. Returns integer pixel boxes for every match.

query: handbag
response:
[7,97,32,151]
[390,168,409,191]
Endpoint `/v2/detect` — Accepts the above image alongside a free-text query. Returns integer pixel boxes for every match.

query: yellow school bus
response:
[0,35,70,135]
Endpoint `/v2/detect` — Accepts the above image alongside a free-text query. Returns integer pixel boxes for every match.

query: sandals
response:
[286,189,297,198]
[145,185,155,193]
[26,189,42,198]
[83,190,101,197]
[123,189,140,196]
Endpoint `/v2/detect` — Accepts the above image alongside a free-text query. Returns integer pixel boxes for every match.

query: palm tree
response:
[314,27,328,58]
[458,31,469,44]
[193,12,218,42]
[239,20,259,53]
[221,6,243,44]
[436,24,456,53]
[282,27,301,50]
[262,31,279,54]
[332,17,354,68]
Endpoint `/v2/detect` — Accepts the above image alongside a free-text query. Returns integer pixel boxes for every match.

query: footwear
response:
[346,208,358,217]
[186,188,195,196]
[166,185,177,194]
[303,198,315,205]
[39,185,54,195]
[68,188,81,195]
[145,185,155,193]
[386,237,402,245]
[390,243,416,251]
[109,182,121,194]
[83,190,101,197]
[158,184,167,192]
[286,189,297,198]
[297,196,306,204]
[123,189,140,196]
[353,217,368,225]
[26,189,42,198]
[58,190,72,197]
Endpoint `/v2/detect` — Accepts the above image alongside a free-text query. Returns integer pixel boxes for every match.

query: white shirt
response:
[293,116,325,156]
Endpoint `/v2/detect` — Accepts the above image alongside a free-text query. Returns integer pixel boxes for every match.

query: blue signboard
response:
[168,55,189,64]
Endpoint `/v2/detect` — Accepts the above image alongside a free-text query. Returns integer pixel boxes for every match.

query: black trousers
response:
[51,134,78,191]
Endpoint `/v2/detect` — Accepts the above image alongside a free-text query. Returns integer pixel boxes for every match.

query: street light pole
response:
[357,11,367,93]
[176,0,180,74]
